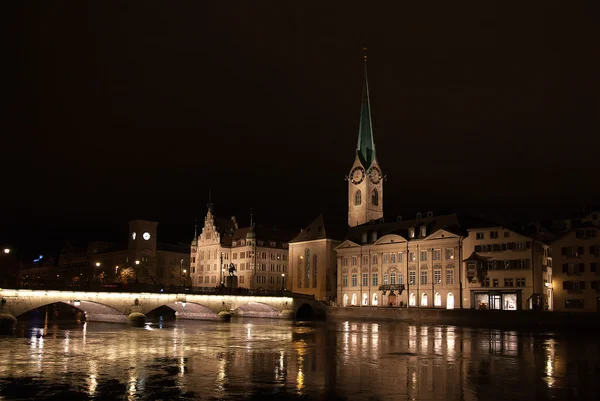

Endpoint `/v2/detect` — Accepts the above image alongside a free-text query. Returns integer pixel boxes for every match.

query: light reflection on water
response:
[0,317,597,401]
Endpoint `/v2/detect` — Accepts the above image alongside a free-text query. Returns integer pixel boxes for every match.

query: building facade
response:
[190,208,293,290]
[551,219,600,312]
[288,214,342,302]
[336,214,464,309]
[462,226,552,311]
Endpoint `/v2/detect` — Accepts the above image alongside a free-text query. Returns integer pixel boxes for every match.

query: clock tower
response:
[347,55,383,227]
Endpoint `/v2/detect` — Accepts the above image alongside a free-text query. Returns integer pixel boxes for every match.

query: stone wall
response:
[326,306,600,330]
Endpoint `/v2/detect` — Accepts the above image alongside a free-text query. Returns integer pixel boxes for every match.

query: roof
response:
[464,252,491,262]
[289,214,347,243]
[345,213,463,243]
[356,60,376,168]
[221,226,295,247]
[549,222,600,244]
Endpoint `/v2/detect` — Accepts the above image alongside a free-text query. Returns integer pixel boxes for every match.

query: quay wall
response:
[326,306,600,330]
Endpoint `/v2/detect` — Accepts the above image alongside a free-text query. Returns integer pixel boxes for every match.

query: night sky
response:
[3,1,599,259]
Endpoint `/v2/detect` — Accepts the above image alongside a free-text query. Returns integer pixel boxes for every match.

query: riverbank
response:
[326,306,600,330]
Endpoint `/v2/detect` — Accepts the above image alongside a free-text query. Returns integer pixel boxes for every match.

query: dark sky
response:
[3,1,599,259]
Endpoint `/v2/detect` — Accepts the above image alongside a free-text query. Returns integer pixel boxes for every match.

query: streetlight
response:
[95,262,101,267]
[3,248,9,254]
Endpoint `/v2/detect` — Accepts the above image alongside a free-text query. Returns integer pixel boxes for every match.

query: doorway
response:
[489,295,501,310]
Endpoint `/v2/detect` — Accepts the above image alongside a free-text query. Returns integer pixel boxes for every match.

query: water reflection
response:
[0,318,597,401]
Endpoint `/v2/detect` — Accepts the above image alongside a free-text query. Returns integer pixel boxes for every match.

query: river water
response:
[0,315,597,401]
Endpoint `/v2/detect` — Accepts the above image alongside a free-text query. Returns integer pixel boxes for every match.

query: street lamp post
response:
[183,269,187,288]
[135,260,140,284]
[281,273,285,292]
[220,252,224,287]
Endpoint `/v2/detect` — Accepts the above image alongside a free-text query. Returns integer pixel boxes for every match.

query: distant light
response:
[282,273,285,277]
[74,300,81,307]
[95,262,101,267]
[183,269,187,274]
[3,248,10,254]
[135,260,140,265]
[39,255,43,259]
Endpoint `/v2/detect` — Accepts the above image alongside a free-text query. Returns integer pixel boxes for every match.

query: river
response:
[0,313,597,400]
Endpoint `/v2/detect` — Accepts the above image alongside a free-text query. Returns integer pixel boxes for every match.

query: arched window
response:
[434,292,442,307]
[343,294,348,307]
[421,293,428,306]
[409,293,416,306]
[447,293,455,310]
[390,272,396,285]
[383,273,388,285]
[351,293,357,306]
[372,293,378,306]
[372,189,379,206]
[362,293,368,305]
[355,190,362,206]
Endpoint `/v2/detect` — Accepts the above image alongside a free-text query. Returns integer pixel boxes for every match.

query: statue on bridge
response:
[228,263,237,276]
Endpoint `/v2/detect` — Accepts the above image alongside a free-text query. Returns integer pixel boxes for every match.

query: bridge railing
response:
[7,284,314,299]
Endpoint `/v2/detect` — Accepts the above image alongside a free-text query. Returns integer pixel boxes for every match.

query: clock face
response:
[132,232,136,240]
[143,232,151,241]
[350,166,365,185]
[369,166,382,185]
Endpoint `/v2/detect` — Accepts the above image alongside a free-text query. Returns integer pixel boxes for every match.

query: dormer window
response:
[409,228,415,238]
[420,226,427,237]
[240,240,245,246]
[232,241,237,246]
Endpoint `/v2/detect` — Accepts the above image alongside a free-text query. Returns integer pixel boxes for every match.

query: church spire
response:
[356,48,376,168]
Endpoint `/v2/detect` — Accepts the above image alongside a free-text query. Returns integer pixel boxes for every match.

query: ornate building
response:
[190,208,294,290]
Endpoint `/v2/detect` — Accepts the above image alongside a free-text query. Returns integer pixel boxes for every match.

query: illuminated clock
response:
[132,232,137,240]
[369,166,382,185]
[143,232,151,241]
[350,166,365,185]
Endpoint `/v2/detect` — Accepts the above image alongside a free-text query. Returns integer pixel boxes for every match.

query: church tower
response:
[347,53,383,227]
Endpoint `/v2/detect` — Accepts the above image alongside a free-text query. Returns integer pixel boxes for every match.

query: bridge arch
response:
[146,302,219,321]
[233,302,283,318]
[15,300,127,323]
[295,303,315,321]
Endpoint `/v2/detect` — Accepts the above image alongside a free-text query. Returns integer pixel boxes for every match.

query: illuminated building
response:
[550,209,600,311]
[190,207,293,289]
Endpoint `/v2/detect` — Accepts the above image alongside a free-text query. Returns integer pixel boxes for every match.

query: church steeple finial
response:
[357,47,376,168]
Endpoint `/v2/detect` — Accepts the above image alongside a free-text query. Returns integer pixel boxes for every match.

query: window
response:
[409,252,415,262]
[371,189,379,206]
[445,248,454,260]
[409,293,416,306]
[363,255,369,266]
[390,253,396,263]
[390,272,396,285]
[504,278,514,287]
[351,256,357,266]
[383,273,388,285]
[591,263,597,273]
[434,270,441,284]
[420,271,428,285]
[420,251,428,262]
[372,255,378,265]
[446,269,454,285]
[240,263,246,271]
[383,254,388,264]
[515,242,526,251]
[351,273,358,287]
[409,271,416,285]
[519,259,529,269]
[270,264,275,272]
[433,249,441,261]
[211,276,216,283]
[493,279,499,287]
[355,190,362,205]
[342,257,348,267]
[476,232,484,240]
[232,253,237,260]
[372,273,378,287]
[516,277,526,286]
[342,274,348,287]
[562,281,585,291]
[192,256,196,263]
[398,272,404,285]
[398,252,403,263]
[421,293,428,306]
[420,226,427,237]
[362,273,368,287]
[490,231,498,239]
[434,292,442,306]
[565,299,584,308]
[504,231,510,238]
[482,277,489,287]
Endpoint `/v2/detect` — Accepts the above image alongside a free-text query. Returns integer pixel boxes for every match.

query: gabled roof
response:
[549,222,600,244]
[464,252,491,262]
[289,214,347,244]
[221,226,295,247]
[344,213,463,244]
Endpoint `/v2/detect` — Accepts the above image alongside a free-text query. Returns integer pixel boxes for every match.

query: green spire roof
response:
[357,60,375,168]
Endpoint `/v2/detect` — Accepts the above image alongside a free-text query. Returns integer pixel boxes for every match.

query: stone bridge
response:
[0,289,325,325]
